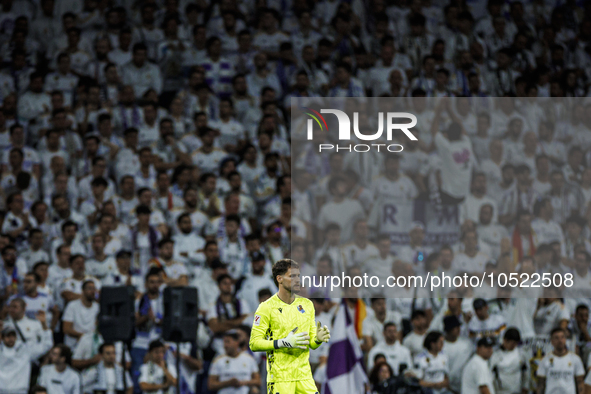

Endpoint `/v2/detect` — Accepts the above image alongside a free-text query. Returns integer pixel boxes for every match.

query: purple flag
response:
[322,299,368,394]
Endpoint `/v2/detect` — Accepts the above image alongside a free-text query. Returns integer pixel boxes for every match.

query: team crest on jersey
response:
[298,305,305,313]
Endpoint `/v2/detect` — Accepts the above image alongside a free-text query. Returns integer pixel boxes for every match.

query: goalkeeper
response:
[249,259,331,394]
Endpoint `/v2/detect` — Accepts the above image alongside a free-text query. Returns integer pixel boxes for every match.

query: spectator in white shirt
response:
[84,233,117,279]
[44,53,78,108]
[1,124,41,179]
[208,330,260,394]
[340,219,379,271]
[460,172,498,224]
[403,310,430,358]
[547,170,580,225]
[531,197,566,255]
[18,272,58,329]
[138,340,177,394]
[468,298,507,344]
[59,254,99,304]
[370,44,412,95]
[0,315,53,394]
[209,98,246,154]
[170,213,206,269]
[30,0,61,53]
[537,327,585,394]
[72,328,131,373]
[38,344,81,394]
[489,328,529,394]
[252,8,289,55]
[431,100,475,203]
[534,292,570,336]
[4,297,44,344]
[498,165,540,227]
[48,244,72,295]
[363,296,402,347]
[121,43,162,99]
[461,336,495,394]
[1,192,32,251]
[235,251,277,312]
[99,247,135,287]
[62,280,99,350]
[451,230,490,276]
[182,25,207,69]
[82,342,133,394]
[147,238,189,287]
[442,316,473,393]
[328,63,365,97]
[17,72,51,123]
[107,18,130,54]
[367,322,413,375]
[57,28,91,76]
[317,176,365,243]
[137,103,160,146]
[476,203,509,260]
[413,331,450,393]
[19,229,50,270]
[246,52,282,98]
[397,222,433,275]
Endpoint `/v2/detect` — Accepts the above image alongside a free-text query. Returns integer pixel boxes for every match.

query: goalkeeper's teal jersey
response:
[249,294,321,383]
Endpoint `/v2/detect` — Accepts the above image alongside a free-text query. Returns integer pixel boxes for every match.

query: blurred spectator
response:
[38,344,81,394]
[138,340,177,394]
[0,315,53,394]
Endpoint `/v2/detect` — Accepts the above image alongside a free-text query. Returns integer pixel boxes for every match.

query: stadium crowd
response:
[1,0,591,393]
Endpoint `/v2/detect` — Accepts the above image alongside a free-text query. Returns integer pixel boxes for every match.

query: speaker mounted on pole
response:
[162,286,199,343]
[98,286,136,342]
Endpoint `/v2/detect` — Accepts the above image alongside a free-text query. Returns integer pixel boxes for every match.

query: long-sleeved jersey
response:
[249,294,321,383]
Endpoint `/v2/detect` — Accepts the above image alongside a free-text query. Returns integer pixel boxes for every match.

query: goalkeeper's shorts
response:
[267,379,318,394]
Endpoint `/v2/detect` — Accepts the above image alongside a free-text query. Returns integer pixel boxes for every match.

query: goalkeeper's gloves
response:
[274,327,310,350]
[315,321,331,344]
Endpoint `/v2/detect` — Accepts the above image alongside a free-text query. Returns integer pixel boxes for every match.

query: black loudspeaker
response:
[163,287,198,343]
[98,286,136,342]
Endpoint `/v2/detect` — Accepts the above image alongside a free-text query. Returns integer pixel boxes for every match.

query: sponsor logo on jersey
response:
[254,314,261,326]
